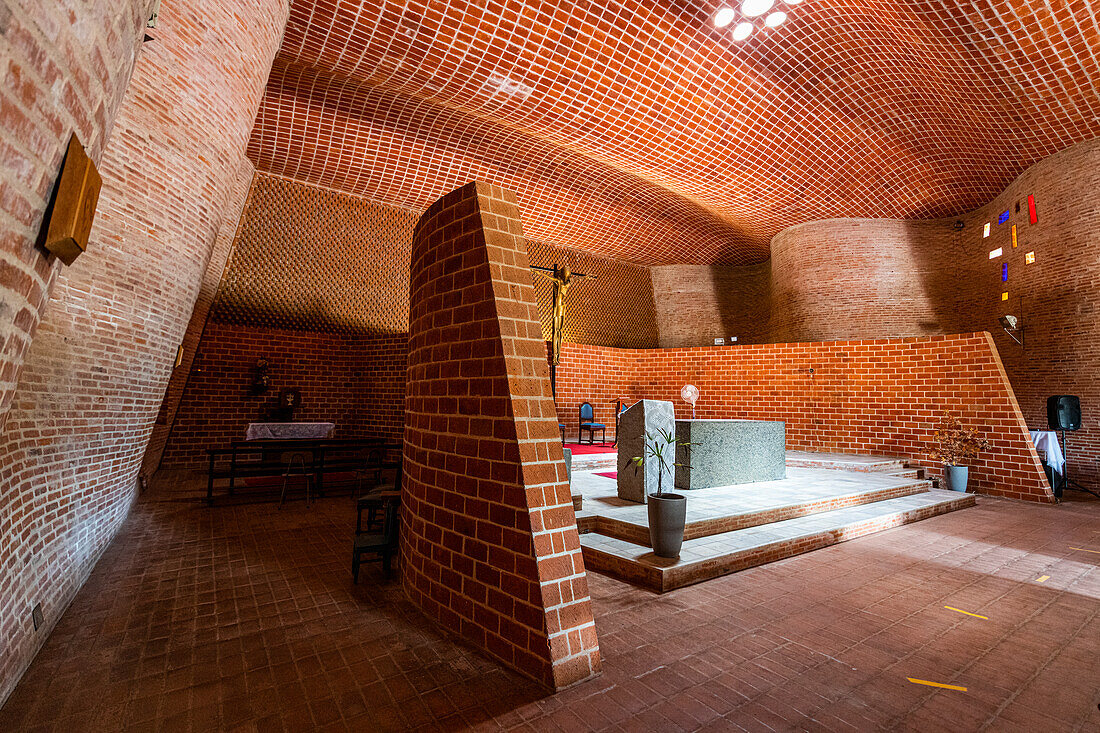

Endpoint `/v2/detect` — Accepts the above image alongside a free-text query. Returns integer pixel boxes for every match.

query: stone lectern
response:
[616,399,676,503]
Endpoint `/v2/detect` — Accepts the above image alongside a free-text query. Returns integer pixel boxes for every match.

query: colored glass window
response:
[998,210,1010,224]
[1002,263,1008,282]
[1011,224,1018,248]
[1025,251,1035,264]
[988,247,1002,259]
[1028,195,1037,224]
[1002,292,1009,301]
[983,223,990,237]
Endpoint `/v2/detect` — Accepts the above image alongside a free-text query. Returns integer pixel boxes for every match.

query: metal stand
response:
[1058,430,1100,499]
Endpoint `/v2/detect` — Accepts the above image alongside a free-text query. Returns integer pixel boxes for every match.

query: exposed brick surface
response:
[0,0,148,426]
[206,172,656,346]
[653,138,1100,487]
[960,141,1100,488]
[249,0,1100,266]
[0,0,288,706]
[404,181,600,690]
[142,159,255,476]
[155,174,656,466]
[212,173,418,335]
[161,322,406,467]
[554,334,1053,503]
[651,262,772,347]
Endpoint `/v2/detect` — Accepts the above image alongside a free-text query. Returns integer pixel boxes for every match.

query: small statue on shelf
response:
[250,358,271,395]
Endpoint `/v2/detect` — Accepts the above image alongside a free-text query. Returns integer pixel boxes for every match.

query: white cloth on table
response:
[1029,430,1064,473]
[246,422,335,440]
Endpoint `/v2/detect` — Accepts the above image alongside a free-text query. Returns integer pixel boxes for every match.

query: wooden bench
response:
[205,438,401,505]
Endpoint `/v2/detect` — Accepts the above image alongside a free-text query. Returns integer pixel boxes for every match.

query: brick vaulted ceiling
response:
[246,0,1100,265]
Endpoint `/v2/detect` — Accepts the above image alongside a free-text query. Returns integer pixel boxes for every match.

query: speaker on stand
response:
[1047,395,1099,499]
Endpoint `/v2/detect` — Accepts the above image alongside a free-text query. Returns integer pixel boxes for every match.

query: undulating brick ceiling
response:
[247,0,1100,265]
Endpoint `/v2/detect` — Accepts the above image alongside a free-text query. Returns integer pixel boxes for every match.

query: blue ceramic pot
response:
[943,465,969,492]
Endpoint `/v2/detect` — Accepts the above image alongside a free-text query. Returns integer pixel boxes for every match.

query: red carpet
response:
[566,442,617,455]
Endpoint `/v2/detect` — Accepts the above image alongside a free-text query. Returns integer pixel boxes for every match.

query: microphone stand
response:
[1059,429,1100,499]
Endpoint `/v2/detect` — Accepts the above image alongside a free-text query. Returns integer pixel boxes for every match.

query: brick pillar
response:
[403,181,601,690]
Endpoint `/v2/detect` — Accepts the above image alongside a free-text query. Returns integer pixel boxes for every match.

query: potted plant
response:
[632,428,691,558]
[929,414,991,493]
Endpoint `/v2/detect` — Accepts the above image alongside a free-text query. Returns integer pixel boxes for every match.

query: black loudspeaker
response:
[1047,395,1081,431]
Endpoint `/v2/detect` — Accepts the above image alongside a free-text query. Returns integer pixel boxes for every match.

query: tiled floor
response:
[2,471,1099,731]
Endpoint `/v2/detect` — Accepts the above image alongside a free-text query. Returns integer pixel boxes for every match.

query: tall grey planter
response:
[647,493,686,558]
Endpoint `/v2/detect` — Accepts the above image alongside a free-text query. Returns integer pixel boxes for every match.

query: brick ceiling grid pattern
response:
[213,174,417,335]
[248,0,1100,265]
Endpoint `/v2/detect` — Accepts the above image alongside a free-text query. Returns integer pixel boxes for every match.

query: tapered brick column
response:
[403,181,600,690]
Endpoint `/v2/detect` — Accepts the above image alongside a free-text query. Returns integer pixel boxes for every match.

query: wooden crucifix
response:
[531,263,596,396]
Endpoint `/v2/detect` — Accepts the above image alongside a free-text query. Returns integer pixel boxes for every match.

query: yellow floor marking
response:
[1035,575,1050,583]
[907,678,968,692]
[944,606,988,620]
[1069,546,1100,555]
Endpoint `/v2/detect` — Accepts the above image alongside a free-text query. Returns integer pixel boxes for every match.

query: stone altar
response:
[675,419,786,490]
[616,399,676,503]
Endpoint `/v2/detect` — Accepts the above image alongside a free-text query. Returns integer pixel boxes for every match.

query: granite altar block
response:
[616,399,676,503]
[675,419,786,489]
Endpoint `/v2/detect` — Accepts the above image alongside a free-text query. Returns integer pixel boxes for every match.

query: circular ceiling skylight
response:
[714,7,737,27]
[740,0,774,17]
[765,11,787,27]
[732,22,754,40]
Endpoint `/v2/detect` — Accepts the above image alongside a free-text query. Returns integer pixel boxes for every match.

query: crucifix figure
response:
[531,263,596,368]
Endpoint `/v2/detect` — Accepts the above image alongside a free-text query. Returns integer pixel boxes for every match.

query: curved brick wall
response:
[404,181,600,690]
[656,138,1100,485]
[0,0,288,705]
[768,219,963,343]
[0,1,148,426]
[555,335,1053,502]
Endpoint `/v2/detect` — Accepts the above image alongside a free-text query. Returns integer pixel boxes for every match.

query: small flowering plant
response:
[929,414,991,466]
[631,428,691,497]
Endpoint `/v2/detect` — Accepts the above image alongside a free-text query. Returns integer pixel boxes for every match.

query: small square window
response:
[998,210,1010,225]
[988,248,1002,259]
[1025,251,1035,264]
[1002,292,1009,301]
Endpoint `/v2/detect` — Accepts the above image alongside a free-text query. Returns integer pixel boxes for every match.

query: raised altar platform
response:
[675,418,785,490]
[573,452,974,592]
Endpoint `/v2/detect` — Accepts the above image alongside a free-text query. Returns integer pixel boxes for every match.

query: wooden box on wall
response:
[43,135,102,266]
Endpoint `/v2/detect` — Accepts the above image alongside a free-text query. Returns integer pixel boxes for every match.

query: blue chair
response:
[578,402,606,444]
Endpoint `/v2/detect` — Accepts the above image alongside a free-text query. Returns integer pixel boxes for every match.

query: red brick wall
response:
[142,159,255,475]
[956,140,1100,487]
[0,1,148,426]
[155,174,658,469]
[651,262,772,347]
[161,322,406,467]
[652,139,1100,485]
[404,181,600,691]
[555,334,1053,503]
[768,219,963,343]
[0,0,287,706]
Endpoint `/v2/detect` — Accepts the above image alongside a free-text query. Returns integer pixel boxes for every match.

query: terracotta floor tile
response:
[2,474,1098,731]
